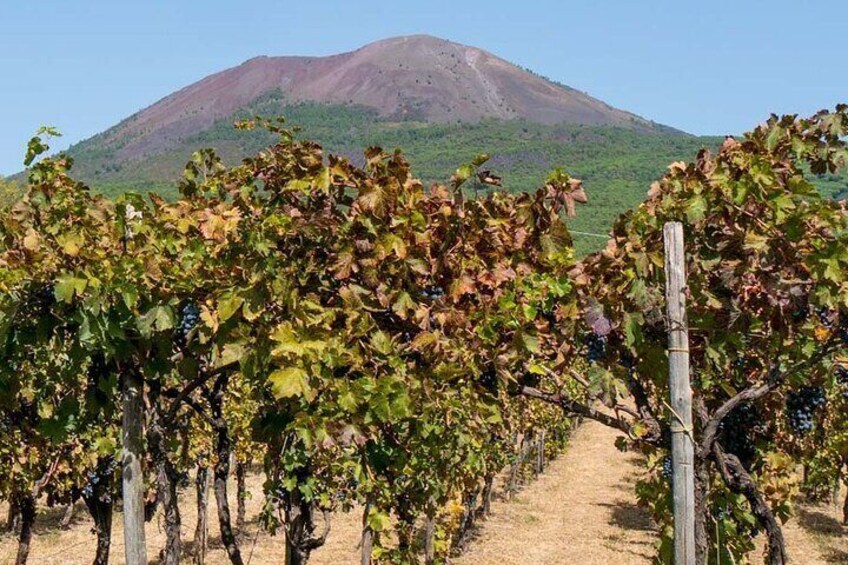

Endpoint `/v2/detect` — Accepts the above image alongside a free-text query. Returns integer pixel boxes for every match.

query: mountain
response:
[82,35,674,165]
[61,35,722,253]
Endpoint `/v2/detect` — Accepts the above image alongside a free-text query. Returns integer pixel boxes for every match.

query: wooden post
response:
[423,498,436,565]
[360,501,374,565]
[663,222,695,565]
[121,368,148,565]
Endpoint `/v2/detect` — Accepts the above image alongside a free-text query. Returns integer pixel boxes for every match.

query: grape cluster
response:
[584,333,607,363]
[836,365,848,386]
[732,354,760,373]
[719,403,758,467]
[786,386,826,436]
[421,285,445,301]
[661,456,673,480]
[817,307,835,328]
[618,350,636,371]
[791,306,809,323]
[81,458,118,503]
[177,302,201,342]
[479,369,498,394]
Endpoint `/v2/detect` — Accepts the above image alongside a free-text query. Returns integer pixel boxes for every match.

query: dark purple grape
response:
[176,302,201,343]
[817,307,836,329]
[786,386,826,436]
[585,333,607,363]
[421,285,444,301]
[661,456,673,480]
[719,403,758,466]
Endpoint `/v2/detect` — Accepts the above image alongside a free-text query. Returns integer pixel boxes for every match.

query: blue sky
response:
[1,0,845,175]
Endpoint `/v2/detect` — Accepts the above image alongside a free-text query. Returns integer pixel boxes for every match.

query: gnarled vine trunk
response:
[478,474,494,518]
[82,467,114,565]
[423,503,436,565]
[453,486,481,551]
[148,381,181,565]
[693,456,711,564]
[14,494,35,565]
[194,463,211,565]
[282,488,330,565]
[60,502,75,530]
[842,485,848,526]
[714,444,786,565]
[208,374,243,565]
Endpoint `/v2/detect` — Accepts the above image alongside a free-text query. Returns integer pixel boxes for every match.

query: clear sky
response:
[1,0,845,175]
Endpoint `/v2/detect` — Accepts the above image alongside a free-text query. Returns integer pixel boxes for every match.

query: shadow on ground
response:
[796,507,845,538]
[595,501,654,532]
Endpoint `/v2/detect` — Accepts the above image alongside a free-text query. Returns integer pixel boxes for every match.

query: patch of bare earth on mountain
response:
[453,419,657,565]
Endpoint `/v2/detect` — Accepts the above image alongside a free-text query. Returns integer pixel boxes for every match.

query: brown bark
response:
[158,463,182,565]
[506,431,523,496]
[453,487,480,551]
[14,457,61,565]
[692,397,711,564]
[843,484,848,526]
[518,385,664,446]
[14,494,35,565]
[693,458,711,564]
[194,464,211,565]
[82,470,114,565]
[149,380,182,565]
[713,444,786,565]
[282,489,330,565]
[207,374,244,565]
[235,461,246,538]
[534,431,546,475]
[477,475,494,518]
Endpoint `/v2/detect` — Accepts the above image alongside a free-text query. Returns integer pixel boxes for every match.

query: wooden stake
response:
[663,222,695,565]
[121,367,148,565]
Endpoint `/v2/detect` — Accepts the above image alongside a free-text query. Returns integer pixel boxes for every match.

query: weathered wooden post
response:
[663,222,695,565]
[360,501,374,565]
[122,368,148,565]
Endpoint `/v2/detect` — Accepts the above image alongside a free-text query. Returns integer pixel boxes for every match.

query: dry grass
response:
[453,419,657,565]
[776,491,848,564]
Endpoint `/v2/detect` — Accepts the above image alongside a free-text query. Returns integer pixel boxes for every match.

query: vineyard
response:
[0,107,846,565]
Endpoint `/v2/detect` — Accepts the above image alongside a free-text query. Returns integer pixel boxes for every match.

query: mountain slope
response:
[74,35,675,166]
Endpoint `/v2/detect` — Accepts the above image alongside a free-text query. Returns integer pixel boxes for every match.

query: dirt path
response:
[453,419,657,565]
